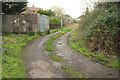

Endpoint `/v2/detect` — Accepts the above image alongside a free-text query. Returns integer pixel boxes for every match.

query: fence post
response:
[61,18,63,27]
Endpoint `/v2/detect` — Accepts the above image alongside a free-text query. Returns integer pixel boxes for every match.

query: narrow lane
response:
[23,25,118,78]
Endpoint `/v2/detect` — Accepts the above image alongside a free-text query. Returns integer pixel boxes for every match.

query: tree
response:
[2,2,27,14]
[63,14,72,19]
[47,9,56,16]
[36,9,55,17]
[50,6,65,17]
[85,7,89,16]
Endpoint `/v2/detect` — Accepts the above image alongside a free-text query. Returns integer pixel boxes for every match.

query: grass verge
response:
[62,66,88,78]
[68,31,118,68]
[2,33,40,78]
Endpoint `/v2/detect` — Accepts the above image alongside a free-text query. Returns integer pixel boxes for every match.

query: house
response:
[77,15,85,21]
[21,5,43,14]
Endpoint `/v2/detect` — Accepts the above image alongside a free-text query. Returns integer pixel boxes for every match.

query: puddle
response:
[56,53,64,57]
[57,41,65,46]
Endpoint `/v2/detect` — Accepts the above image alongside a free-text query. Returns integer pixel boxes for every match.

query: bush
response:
[27,31,35,36]
[36,9,55,17]
[49,17,61,29]
[75,2,119,55]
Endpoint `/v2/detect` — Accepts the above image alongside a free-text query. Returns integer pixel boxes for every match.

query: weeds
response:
[62,66,88,78]
[2,34,40,78]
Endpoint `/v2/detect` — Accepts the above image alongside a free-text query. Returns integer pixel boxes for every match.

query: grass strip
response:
[2,33,40,78]
[46,27,73,51]
[46,27,73,62]
[62,66,88,78]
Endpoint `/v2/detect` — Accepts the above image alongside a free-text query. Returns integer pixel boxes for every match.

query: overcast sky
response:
[27,0,95,18]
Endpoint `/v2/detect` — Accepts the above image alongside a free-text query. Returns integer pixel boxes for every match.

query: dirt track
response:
[23,26,118,78]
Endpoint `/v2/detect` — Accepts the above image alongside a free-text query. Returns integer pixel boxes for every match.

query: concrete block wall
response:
[2,14,49,34]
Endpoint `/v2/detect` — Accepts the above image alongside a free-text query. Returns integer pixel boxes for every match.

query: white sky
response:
[27,0,94,18]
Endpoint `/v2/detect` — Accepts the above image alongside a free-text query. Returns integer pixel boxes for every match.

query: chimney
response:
[32,5,34,8]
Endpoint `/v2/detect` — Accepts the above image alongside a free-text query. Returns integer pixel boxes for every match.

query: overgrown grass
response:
[50,53,62,61]
[62,66,88,78]
[68,31,118,68]
[2,33,40,78]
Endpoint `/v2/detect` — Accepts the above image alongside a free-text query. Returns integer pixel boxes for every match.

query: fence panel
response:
[38,14,49,33]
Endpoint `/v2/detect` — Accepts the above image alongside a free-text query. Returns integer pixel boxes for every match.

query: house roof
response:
[77,15,85,19]
[28,5,43,11]
[21,5,43,14]
[28,7,43,11]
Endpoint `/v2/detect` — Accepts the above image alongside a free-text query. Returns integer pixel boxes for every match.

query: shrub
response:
[27,31,35,36]
[49,17,61,29]
[36,9,55,17]
[75,2,119,55]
